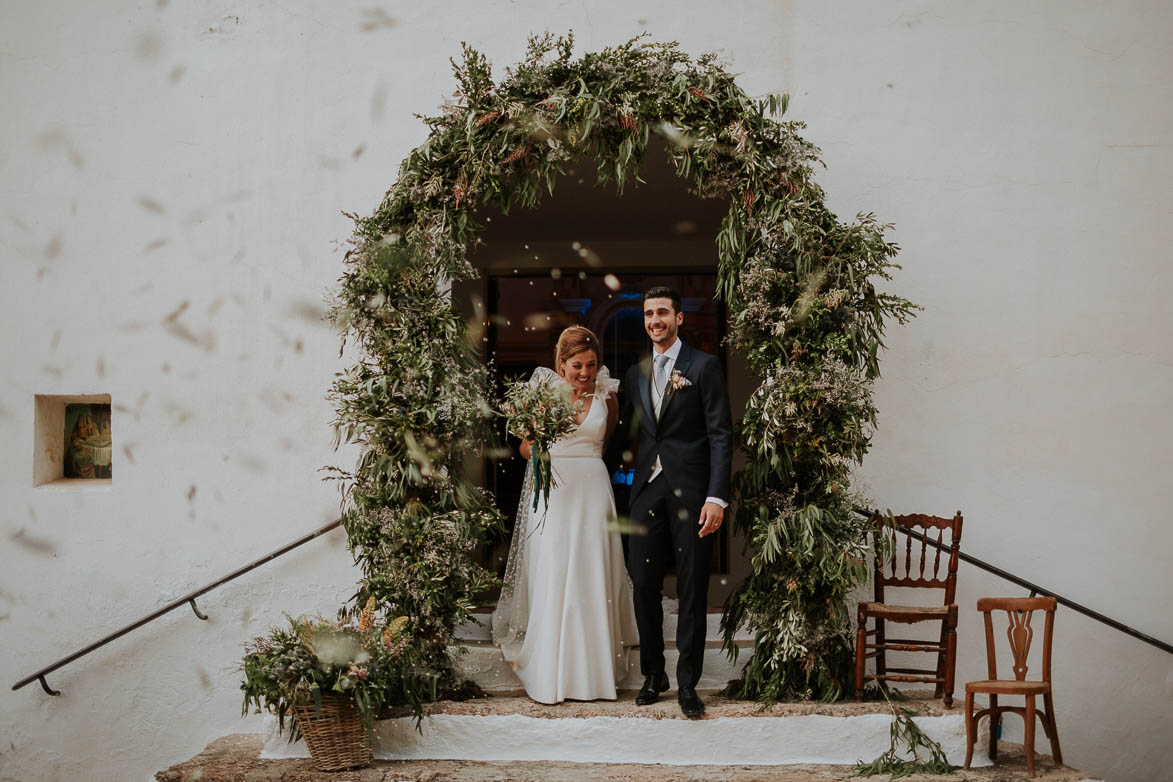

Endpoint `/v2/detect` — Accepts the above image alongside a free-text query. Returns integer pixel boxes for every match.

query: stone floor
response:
[385,691,957,719]
[157,734,1093,782]
[367,690,957,722]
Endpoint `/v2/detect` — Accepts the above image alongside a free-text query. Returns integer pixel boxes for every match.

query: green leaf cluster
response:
[854,700,959,777]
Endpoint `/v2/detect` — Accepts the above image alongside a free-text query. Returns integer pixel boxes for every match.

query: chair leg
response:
[854,613,867,701]
[963,691,975,769]
[1043,692,1063,766]
[934,619,948,700]
[943,625,957,708]
[875,619,887,680]
[1024,694,1037,777]
[988,694,1000,761]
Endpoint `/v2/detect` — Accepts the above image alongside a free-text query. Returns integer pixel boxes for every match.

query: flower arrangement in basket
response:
[500,370,583,516]
[239,597,431,772]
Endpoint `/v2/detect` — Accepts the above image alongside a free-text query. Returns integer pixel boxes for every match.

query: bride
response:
[491,325,639,703]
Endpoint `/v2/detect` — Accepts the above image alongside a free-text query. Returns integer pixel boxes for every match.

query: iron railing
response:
[13,508,1171,697]
[856,507,1172,656]
[11,518,343,696]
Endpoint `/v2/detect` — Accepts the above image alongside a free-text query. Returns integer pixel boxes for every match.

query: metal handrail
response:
[14,507,1170,697]
[11,518,343,696]
[857,507,1173,657]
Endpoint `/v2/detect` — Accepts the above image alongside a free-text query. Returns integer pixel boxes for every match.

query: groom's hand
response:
[698,502,724,538]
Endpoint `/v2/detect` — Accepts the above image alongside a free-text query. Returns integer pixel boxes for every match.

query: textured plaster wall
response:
[1,2,1170,781]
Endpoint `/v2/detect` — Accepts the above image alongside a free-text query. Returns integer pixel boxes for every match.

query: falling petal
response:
[137,196,166,214]
[359,8,397,31]
[239,454,267,473]
[37,129,85,168]
[134,29,164,61]
[523,312,551,331]
[289,300,328,323]
[609,516,648,536]
[10,528,57,556]
[655,122,695,149]
[164,301,190,322]
[44,233,63,259]
[370,80,391,121]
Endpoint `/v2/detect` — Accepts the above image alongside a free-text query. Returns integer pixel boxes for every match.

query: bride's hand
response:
[519,439,533,460]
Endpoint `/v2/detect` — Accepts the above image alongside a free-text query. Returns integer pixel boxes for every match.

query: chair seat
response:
[965,679,1051,695]
[859,602,951,619]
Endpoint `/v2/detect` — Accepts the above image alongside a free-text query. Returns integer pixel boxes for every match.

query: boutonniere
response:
[666,369,692,394]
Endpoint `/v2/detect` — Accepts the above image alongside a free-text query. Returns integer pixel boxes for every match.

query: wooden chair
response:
[964,596,1062,777]
[854,511,963,706]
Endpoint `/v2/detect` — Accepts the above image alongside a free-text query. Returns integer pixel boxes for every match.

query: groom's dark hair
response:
[643,286,682,315]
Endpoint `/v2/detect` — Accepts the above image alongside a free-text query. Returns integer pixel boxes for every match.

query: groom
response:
[621,286,733,718]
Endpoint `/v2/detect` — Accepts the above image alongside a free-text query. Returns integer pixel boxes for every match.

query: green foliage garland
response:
[330,33,915,706]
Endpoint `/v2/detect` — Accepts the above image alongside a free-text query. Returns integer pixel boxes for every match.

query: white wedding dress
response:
[491,367,639,703]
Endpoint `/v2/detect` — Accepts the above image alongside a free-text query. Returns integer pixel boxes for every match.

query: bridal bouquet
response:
[500,371,583,514]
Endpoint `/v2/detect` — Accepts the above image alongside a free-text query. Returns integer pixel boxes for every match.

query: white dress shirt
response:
[647,339,727,509]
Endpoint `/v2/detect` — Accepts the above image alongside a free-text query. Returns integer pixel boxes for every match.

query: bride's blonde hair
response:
[555,325,601,373]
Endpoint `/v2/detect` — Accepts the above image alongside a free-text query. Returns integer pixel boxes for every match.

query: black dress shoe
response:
[678,686,705,718]
[635,672,670,705]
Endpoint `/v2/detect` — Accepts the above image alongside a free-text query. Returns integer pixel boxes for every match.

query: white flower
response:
[666,370,692,393]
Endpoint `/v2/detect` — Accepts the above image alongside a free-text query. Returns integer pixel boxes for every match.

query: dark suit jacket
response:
[620,342,733,515]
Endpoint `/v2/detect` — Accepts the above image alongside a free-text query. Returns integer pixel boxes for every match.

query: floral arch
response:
[329,33,914,706]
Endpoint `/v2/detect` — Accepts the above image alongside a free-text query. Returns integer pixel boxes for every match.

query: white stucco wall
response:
[1,2,1169,781]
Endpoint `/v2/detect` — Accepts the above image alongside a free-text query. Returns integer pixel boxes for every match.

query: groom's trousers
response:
[627,475,715,690]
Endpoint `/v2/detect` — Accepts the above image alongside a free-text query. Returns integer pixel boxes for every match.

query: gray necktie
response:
[653,354,669,415]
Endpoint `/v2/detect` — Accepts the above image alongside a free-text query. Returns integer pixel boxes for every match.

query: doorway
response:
[457,141,753,605]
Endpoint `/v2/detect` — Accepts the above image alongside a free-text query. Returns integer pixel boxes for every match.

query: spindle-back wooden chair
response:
[964,596,1062,777]
[854,511,963,706]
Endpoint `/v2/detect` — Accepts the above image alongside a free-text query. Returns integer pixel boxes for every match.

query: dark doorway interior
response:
[460,140,754,605]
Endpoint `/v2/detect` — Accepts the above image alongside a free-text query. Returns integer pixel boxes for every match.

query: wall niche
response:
[34,394,113,487]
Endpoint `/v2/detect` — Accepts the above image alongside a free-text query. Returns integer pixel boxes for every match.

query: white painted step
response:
[262,694,992,768]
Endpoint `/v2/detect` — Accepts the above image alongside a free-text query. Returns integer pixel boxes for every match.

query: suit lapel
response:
[636,355,657,435]
[657,342,692,424]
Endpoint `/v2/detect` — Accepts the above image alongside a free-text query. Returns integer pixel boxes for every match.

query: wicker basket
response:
[291,694,373,771]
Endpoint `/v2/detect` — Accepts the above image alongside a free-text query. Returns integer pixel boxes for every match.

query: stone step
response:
[261,693,996,768]
[454,640,749,693]
[168,733,1097,781]
[457,604,752,643]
